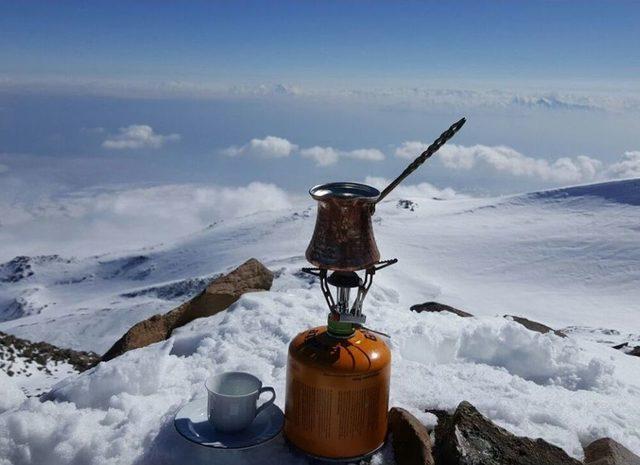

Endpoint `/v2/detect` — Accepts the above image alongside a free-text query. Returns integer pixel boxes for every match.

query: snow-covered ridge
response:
[524,177,640,206]
[0,178,638,351]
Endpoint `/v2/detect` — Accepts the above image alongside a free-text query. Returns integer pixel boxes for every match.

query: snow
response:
[403,318,614,391]
[0,178,639,464]
[0,349,77,398]
[3,289,640,464]
[0,371,25,414]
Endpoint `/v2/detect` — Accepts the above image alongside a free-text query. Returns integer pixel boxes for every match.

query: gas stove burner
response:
[326,270,361,288]
[302,259,397,328]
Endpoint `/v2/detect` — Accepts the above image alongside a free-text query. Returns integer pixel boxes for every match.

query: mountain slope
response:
[0,179,639,464]
[1,179,638,353]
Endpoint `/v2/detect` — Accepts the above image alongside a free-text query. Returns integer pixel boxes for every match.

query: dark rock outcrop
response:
[584,438,640,465]
[504,315,567,337]
[612,342,640,357]
[388,407,434,465]
[410,302,473,318]
[428,401,581,465]
[397,200,418,211]
[0,256,34,283]
[0,255,69,283]
[120,276,214,300]
[102,258,273,361]
[0,331,100,375]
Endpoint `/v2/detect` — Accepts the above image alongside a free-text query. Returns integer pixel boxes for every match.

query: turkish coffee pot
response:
[303,117,466,327]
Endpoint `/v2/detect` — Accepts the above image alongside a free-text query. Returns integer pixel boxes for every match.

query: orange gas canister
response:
[283,325,391,460]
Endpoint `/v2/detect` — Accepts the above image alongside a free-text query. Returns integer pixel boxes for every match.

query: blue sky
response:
[1,2,640,258]
[2,1,638,84]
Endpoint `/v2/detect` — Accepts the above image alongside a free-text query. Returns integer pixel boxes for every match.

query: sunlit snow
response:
[0,178,639,464]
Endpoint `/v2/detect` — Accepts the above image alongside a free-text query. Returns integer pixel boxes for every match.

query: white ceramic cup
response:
[205,371,276,433]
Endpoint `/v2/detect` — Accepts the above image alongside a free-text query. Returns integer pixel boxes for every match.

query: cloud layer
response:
[222,135,640,182]
[0,175,465,262]
[438,144,602,183]
[222,137,385,166]
[396,141,639,184]
[2,77,639,113]
[102,125,181,150]
[0,182,292,261]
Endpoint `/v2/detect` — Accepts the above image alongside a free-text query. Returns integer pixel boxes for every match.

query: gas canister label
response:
[288,377,388,440]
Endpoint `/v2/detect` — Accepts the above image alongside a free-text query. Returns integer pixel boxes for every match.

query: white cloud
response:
[222,136,298,158]
[347,148,385,161]
[102,125,181,150]
[300,146,384,166]
[248,136,297,158]
[396,142,606,183]
[397,141,640,184]
[605,151,640,179]
[365,176,459,200]
[394,141,430,160]
[300,146,340,166]
[440,144,603,182]
[0,182,293,261]
[223,137,384,166]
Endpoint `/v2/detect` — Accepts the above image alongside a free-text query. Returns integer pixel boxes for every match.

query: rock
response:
[410,302,473,318]
[102,258,273,361]
[612,342,640,357]
[584,438,640,465]
[388,407,434,465]
[0,256,34,283]
[428,401,581,465]
[397,200,418,211]
[504,315,567,337]
[102,314,174,362]
[120,276,213,300]
[0,331,100,380]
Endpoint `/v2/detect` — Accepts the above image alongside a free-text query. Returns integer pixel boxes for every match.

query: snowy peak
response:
[525,177,640,207]
[0,256,34,284]
[0,255,72,283]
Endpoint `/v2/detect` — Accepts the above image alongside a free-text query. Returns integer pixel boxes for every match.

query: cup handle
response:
[255,386,276,417]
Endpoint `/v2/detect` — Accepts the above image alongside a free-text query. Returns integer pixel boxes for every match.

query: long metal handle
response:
[376,117,466,204]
